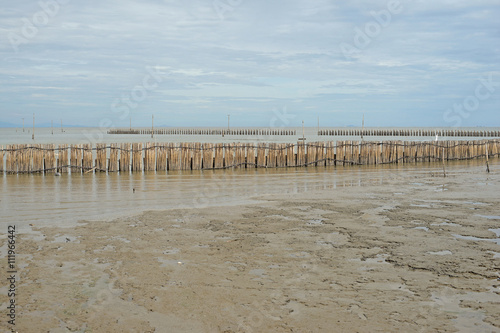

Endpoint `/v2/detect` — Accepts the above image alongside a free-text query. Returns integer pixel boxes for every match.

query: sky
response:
[0,0,499,128]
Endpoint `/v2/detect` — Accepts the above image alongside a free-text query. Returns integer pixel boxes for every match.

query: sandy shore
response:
[2,161,500,332]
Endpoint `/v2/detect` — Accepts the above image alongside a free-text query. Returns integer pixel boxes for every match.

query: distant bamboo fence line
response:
[319,128,500,137]
[108,127,500,137]
[0,140,498,174]
[108,128,297,136]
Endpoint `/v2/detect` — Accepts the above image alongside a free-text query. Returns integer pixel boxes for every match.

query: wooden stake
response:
[442,146,446,177]
[486,143,490,173]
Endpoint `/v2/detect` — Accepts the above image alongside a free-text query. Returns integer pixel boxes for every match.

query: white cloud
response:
[0,0,498,127]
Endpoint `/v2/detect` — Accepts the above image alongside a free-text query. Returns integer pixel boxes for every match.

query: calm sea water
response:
[1,126,499,145]
[1,159,495,233]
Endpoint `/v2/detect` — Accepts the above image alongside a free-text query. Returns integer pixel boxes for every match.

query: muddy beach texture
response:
[2,162,500,332]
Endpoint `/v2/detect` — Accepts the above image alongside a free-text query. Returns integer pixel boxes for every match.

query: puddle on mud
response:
[490,228,500,237]
[51,235,79,243]
[453,230,500,245]
[266,214,292,220]
[157,258,184,267]
[249,269,267,277]
[349,254,390,265]
[477,215,500,220]
[431,222,461,227]
[487,251,500,259]
[428,250,452,255]
[163,248,180,255]
[431,288,500,332]
[306,219,324,226]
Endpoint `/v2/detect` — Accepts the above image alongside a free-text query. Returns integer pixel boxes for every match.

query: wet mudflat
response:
[1,160,499,332]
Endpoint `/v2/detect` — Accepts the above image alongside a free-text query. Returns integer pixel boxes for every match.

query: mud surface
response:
[1,162,500,332]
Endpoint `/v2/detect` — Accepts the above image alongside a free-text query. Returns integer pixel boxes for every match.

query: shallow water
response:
[1,158,496,230]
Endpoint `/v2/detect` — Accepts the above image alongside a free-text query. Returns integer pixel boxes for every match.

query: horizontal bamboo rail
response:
[319,129,500,137]
[0,140,498,174]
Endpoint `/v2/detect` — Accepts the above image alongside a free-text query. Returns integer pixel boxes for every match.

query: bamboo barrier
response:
[132,143,142,171]
[181,142,192,170]
[108,127,500,138]
[70,144,80,173]
[286,144,295,167]
[214,143,224,169]
[267,143,275,168]
[257,143,266,168]
[156,143,167,171]
[45,144,56,172]
[297,142,305,166]
[277,143,287,167]
[82,144,92,171]
[324,141,333,166]
[224,143,234,169]
[336,141,345,166]
[96,143,106,172]
[1,139,499,174]
[359,142,368,165]
[192,142,202,170]
[19,144,29,172]
[308,142,317,167]
[247,144,255,168]
[109,143,119,172]
[318,128,500,137]
[317,142,325,167]
[202,143,213,169]
[143,142,153,171]
[108,128,297,136]
[120,143,130,172]
[235,143,245,168]
[58,144,69,173]
[6,145,14,173]
[345,141,354,165]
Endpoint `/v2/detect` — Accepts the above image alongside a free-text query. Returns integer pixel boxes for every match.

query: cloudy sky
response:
[1,0,499,128]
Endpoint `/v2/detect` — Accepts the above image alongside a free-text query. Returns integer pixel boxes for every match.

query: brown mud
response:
[1,162,500,332]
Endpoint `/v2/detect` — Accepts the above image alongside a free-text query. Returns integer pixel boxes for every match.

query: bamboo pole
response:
[486,142,490,173]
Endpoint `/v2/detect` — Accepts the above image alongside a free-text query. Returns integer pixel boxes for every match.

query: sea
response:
[1,126,498,231]
[1,126,499,145]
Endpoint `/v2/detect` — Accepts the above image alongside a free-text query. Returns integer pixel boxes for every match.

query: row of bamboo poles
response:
[108,128,297,136]
[1,140,498,174]
[107,128,499,137]
[319,129,500,137]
